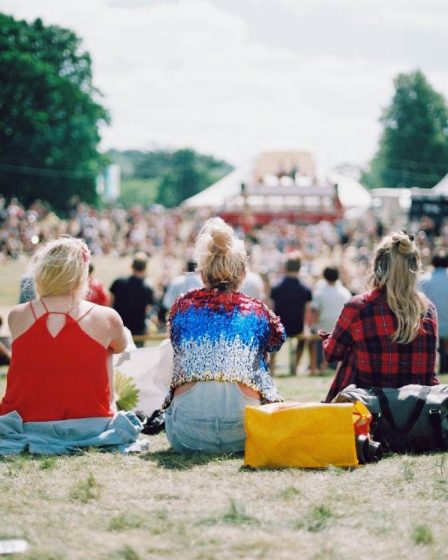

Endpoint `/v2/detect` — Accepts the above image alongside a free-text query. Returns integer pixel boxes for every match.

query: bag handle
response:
[373,386,431,434]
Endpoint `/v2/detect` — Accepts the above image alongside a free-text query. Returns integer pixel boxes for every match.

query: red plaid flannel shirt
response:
[323,288,439,402]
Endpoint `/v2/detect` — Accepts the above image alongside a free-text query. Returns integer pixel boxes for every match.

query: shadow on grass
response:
[139,448,242,470]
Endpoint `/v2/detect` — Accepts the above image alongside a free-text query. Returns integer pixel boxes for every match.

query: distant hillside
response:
[107,148,233,208]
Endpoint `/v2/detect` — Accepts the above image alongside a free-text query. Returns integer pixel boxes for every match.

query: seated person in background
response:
[0,316,11,366]
[322,231,439,403]
[86,263,110,306]
[0,237,143,455]
[164,217,285,453]
[18,272,36,303]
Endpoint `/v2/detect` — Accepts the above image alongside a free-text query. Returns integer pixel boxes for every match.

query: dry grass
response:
[0,260,447,559]
[1,374,447,560]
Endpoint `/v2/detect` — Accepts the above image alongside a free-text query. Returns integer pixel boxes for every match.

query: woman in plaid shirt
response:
[322,231,439,402]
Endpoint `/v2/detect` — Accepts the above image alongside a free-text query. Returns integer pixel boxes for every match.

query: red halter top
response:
[0,300,113,422]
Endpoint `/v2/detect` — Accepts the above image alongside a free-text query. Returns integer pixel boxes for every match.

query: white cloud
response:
[263,0,448,37]
[1,0,447,171]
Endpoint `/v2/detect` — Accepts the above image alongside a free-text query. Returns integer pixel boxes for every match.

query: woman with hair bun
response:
[165,217,285,453]
[322,231,439,402]
[0,237,143,454]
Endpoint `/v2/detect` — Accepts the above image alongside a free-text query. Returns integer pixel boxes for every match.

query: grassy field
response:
[0,259,447,559]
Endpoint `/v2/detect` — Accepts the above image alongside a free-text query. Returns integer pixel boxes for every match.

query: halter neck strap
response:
[40,297,75,315]
[29,300,37,320]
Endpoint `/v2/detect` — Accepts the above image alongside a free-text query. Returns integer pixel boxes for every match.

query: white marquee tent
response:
[183,168,372,212]
[432,173,448,194]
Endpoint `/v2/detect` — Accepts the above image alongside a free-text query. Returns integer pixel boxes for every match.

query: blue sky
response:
[1,0,447,172]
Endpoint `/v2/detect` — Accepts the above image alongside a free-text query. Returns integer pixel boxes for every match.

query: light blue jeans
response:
[165,382,260,453]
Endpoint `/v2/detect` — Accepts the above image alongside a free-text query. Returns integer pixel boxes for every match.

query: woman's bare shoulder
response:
[8,302,33,322]
[85,303,123,326]
[8,302,35,338]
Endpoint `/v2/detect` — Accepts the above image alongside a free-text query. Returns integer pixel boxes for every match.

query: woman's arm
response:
[107,310,128,354]
[265,306,286,352]
[107,354,117,412]
[322,303,357,363]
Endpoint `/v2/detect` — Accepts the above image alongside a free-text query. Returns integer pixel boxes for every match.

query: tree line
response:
[108,148,232,209]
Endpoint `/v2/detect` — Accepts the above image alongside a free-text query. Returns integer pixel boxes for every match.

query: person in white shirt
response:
[162,260,203,311]
[239,269,265,300]
[310,266,352,374]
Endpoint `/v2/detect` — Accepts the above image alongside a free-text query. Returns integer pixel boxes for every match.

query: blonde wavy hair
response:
[31,237,90,300]
[195,217,247,290]
[369,231,428,344]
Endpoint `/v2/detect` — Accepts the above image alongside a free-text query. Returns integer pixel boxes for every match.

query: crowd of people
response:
[0,195,447,455]
[2,195,448,289]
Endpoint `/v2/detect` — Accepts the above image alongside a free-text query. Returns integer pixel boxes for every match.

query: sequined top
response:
[164,288,286,407]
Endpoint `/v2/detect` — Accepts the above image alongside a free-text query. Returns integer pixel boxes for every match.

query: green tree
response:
[155,148,229,208]
[0,14,108,212]
[362,70,448,189]
[118,177,159,208]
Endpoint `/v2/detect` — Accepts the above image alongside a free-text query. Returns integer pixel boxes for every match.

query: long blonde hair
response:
[31,237,90,300]
[195,217,246,290]
[369,231,428,344]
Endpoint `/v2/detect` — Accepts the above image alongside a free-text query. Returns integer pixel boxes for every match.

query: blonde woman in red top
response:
[0,237,143,454]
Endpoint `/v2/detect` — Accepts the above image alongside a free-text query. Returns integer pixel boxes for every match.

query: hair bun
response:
[210,228,232,255]
[397,235,413,256]
[195,217,247,290]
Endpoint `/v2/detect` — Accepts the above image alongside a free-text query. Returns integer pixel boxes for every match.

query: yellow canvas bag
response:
[244,401,370,468]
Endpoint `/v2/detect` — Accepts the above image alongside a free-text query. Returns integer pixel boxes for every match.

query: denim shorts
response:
[165,381,260,453]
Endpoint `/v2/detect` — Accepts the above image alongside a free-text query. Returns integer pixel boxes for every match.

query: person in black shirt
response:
[109,253,154,345]
[270,254,312,375]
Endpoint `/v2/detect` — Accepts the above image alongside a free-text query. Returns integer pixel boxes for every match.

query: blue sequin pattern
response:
[164,288,286,407]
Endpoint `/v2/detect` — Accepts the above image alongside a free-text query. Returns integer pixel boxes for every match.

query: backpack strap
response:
[428,409,446,451]
[373,385,431,434]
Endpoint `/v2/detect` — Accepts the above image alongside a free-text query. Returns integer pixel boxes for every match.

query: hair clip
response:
[401,230,415,242]
[81,245,91,263]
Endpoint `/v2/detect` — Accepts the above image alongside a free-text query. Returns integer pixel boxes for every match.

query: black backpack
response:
[335,384,448,453]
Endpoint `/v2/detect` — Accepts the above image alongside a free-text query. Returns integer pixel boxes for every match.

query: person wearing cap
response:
[109,253,154,345]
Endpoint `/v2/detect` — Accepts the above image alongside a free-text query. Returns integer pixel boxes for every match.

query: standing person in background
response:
[109,253,154,346]
[419,251,448,373]
[162,260,203,313]
[239,265,266,300]
[309,266,351,374]
[270,254,312,375]
[87,263,110,306]
[322,231,439,403]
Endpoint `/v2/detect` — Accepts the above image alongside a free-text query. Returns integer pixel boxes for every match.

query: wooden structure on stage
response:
[184,150,345,226]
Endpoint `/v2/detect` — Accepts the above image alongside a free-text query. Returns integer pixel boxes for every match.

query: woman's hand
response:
[318,329,331,340]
